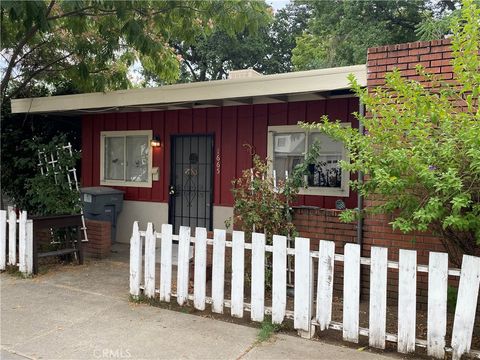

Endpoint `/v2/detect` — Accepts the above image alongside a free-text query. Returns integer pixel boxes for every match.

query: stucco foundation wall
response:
[115,202,233,243]
[116,201,169,243]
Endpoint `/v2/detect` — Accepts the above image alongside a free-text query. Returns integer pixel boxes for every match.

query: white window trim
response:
[100,130,153,188]
[267,124,350,197]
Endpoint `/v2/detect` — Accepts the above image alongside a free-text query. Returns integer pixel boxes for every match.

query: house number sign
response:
[216,149,221,175]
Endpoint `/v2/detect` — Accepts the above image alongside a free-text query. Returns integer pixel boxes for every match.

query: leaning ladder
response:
[37,143,88,243]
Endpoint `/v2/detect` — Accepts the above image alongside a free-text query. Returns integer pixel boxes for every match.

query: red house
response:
[11,65,365,243]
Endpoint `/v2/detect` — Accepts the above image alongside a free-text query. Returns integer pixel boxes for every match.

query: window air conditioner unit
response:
[274,135,292,153]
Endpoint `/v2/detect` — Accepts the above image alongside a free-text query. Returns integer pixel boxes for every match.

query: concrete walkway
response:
[1,256,403,360]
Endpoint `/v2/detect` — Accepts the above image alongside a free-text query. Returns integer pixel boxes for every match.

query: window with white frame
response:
[100,130,152,187]
[267,125,350,197]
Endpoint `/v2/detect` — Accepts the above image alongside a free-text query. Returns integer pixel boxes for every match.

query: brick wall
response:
[292,207,357,295]
[84,219,111,258]
[367,38,454,88]
[365,38,459,308]
[289,39,464,309]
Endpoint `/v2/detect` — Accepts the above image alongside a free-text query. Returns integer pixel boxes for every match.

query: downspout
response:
[357,100,365,250]
[357,99,365,299]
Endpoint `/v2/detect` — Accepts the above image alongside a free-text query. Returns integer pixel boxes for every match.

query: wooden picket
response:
[251,232,265,322]
[0,209,33,276]
[130,223,480,359]
[193,227,207,311]
[230,231,245,318]
[0,210,6,270]
[272,234,286,324]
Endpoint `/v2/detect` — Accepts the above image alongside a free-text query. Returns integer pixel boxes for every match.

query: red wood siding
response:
[81,99,359,208]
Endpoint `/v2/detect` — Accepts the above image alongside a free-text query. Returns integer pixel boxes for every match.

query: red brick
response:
[368,79,386,86]
[408,61,429,69]
[376,57,395,66]
[388,50,409,58]
[441,65,453,73]
[408,47,431,56]
[420,53,443,61]
[431,59,451,67]
[386,63,408,71]
[368,52,388,60]
[398,55,419,63]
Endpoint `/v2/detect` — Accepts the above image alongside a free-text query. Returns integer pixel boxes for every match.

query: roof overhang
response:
[11,64,366,115]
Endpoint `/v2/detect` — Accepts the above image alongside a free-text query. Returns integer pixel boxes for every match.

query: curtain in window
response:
[105,137,124,180]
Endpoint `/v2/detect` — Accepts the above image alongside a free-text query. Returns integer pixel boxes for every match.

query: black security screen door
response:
[169,135,214,234]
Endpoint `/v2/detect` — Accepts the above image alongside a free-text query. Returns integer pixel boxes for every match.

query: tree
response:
[0,0,271,100]
[168,3,310,82]
[307,0,480,265]
[292,0,449,70]
[0,0,271,210]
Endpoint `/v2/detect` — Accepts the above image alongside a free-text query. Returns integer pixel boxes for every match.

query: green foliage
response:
[168,3,310,82]
[231,153,299,242]
[24,135,81,216]
[1,0,271,99]
[305,0,480,264]
[292,0,448,70]
[447,285,458,313]
[256,316,281,343]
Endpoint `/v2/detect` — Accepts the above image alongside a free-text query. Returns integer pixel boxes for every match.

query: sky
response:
[268,0,290,11]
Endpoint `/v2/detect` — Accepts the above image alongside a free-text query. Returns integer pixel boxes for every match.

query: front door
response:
[169,135,214,233]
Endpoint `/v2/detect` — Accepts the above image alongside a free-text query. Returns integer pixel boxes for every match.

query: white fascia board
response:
[11,64,366,114]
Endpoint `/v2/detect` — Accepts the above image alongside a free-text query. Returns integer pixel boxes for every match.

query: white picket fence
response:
[129,222,480,360]
[0,209,33,275]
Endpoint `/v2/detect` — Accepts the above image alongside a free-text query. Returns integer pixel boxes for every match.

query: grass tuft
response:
[256,316,281,343]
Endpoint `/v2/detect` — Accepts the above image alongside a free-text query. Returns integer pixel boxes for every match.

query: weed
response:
[4,265,32,279]
[256,316,281,343]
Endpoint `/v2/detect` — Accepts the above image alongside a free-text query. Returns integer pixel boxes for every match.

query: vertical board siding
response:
[159,224,173,302]
[343,243,360,343]
[451,255,480,360]
[207,107,222,205]
[212,229,226,314]
[144,223,156,298]
[369,246,388,349]
[81,115,94,186]
[83,99,357,208]
[176,226,191,306]
[427,252,448,359]
[252,104,268,158]
[294,237,311,331]
[316,240,335,330]
[220,107,237,205]
[397,249,417,354]
[152,111,165,201]
[272,235,287,324]
[138,112,153,201]
[230,231,245,318]
[251,232,265,322]
[236,105,253,177]
[129,222,142,297]
[0,210,6,270]
[193,227,207,310]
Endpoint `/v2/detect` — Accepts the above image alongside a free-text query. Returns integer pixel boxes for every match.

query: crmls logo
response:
[93,348,132,358]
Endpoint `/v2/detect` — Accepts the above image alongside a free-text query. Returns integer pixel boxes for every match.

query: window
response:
[100,130,152,187]
[267,125,350,197]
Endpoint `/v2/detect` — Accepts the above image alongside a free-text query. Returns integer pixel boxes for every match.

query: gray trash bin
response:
[80,187,124,243]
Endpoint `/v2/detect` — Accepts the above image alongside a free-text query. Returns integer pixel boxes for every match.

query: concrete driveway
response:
[1,251,403,360]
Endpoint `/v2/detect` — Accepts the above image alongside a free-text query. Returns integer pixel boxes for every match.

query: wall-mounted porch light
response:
[150,135,161,147]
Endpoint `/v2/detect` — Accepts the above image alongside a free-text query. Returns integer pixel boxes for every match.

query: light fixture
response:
[150,135,161,147]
